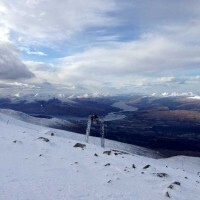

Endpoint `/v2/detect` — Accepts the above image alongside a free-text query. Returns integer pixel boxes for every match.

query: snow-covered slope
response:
[0,109,74,128]
[0,109,159,158]
[0,112,200,200]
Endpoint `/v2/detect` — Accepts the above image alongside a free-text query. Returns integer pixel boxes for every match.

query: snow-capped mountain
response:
[68,92,111,99]
[161,92,195,97]
[188,96,200,100]
[0,92,76,104]
[0,111,200,200]
[0,92,112,104]
[151,92,197,98]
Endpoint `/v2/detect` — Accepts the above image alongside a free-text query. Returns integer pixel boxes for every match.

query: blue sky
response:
[0,0,200,95]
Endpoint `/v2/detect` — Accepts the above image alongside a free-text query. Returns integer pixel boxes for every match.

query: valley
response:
[0,94,200,157]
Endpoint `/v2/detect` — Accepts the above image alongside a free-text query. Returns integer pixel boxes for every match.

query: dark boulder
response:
[156,173,168,178]
[173,181,181,186]
[73,143,86,148]
[168,185,174,189]
[103,151,111,155]
[165,191,170,198]
[38,137,49,142]
[143,165,151,169]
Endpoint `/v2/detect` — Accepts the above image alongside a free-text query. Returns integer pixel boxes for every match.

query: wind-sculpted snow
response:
[0,112,200,200]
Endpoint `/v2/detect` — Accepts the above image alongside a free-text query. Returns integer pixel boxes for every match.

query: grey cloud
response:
[0,83,12,88]
[24,61,55,72]
[27,51,47,56]
[0,42,35,80]
[119,0,200,28]
[57,35,200,78]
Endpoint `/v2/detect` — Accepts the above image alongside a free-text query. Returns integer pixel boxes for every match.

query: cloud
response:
[25,61,55,72]
[0,25,9,42]
[0,42,35,80]
[22,27,200,93]
[27,51,47,56]
[19,46,47,56]
[56,33,200,79]
[0,81,38,89]
[115,0,200,34]
[0,0,118,45]
[1,0,200,94]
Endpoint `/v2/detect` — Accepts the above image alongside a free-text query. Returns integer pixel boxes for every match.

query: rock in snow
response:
[103,150,112,155]
[73,143,86,149]
[0,112,200,200]
[143,164,151,169]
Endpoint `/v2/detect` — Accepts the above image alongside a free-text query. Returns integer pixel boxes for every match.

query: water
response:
[104,101,138,121]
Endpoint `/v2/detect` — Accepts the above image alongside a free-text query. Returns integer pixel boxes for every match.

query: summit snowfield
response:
[0,112,200,200]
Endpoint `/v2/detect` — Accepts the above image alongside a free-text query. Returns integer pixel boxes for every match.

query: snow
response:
[72,92,110,99]
[0,109,74,128]
[188,96,200,100]
[0,112,200,200]
[14,93,20,97]
[0,93,76,104]
[159,92,195,97]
